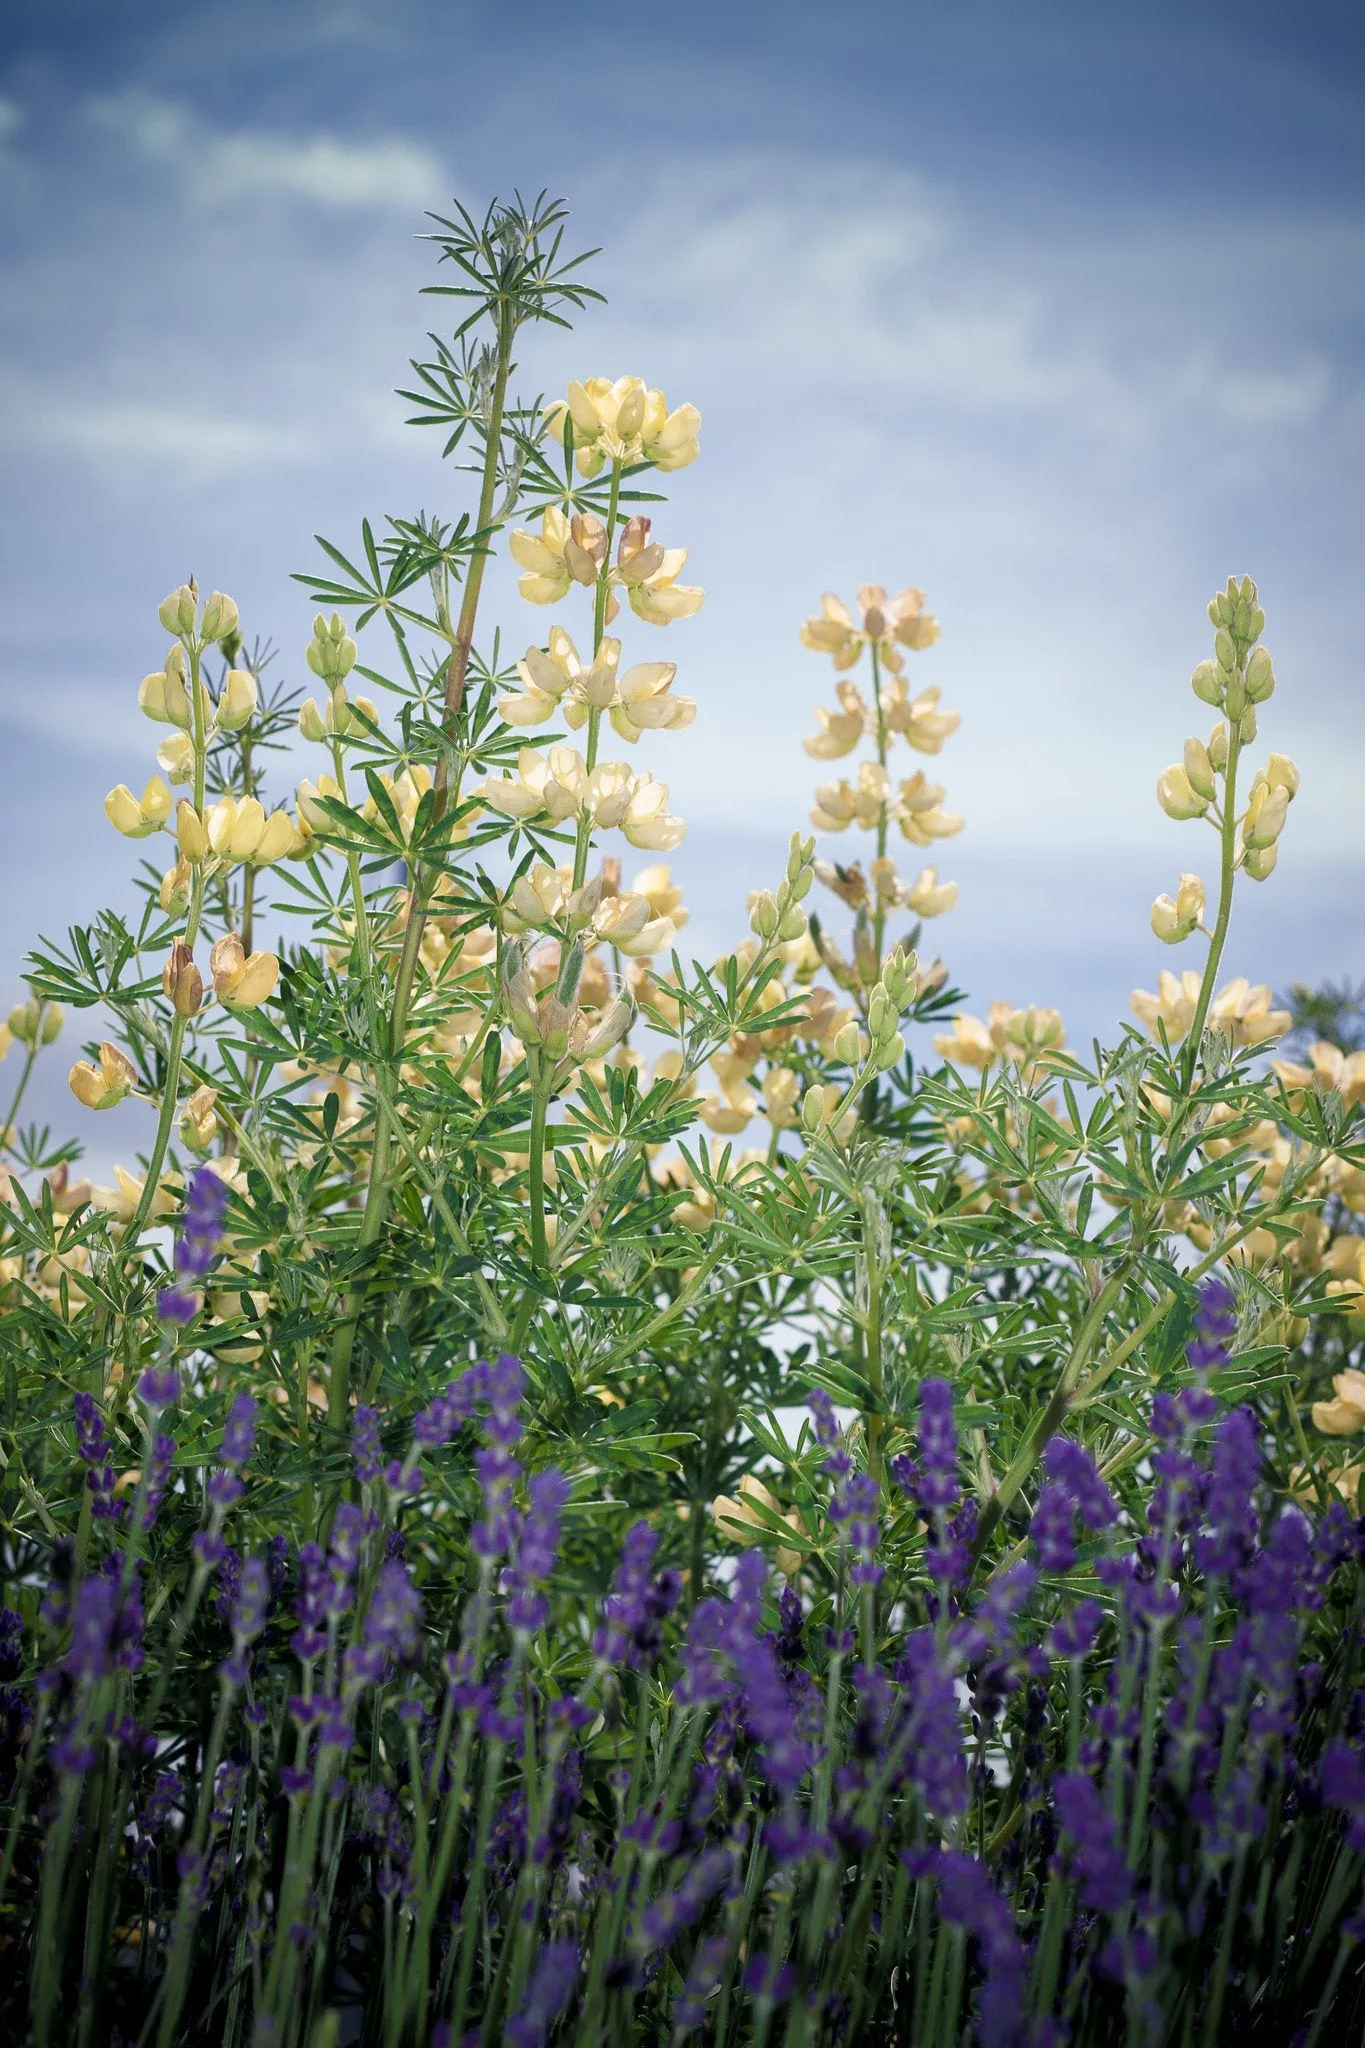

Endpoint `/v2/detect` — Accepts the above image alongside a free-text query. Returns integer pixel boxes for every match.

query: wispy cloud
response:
[84,90,445,211]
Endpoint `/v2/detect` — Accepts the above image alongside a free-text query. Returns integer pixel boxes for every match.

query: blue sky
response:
[2,0,1363,1154]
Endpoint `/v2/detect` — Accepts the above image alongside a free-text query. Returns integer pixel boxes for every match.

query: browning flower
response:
[210,934,280,1010]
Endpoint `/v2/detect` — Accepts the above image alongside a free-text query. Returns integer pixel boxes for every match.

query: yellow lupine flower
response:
[542,377,700,478]
[105,775,173,839]
[69,1042,137,1112]
[800,584,939,674]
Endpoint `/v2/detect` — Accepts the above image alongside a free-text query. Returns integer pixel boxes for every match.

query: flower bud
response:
[158,582,198,637]
[299,697,328,743]
[8,998,62,1049]
[1156,765,1208,821]
[179,1084,218,1153]
[306,612,357,681]
[1237,706,1257,744]
[1183,738,1216,803]
[1244,777,1289,849]
[873,1030,906,1073]
[777,905,808,943]
[536,994,575,1062]
[801,1083,830,1134]
[1223,673,1247,720]
[880,945,918,1009]
[1190,659,1223,706]
[156,731,195,785]
[834,1021,862,1064]
[555,936,585,1009]
[159,857,192,913]
[749,890,780,941]
[200,591,239,643]
[1245,645,1274,702]
[577,995,634,1060]
[69,1041,137,1112]
[139,659,192,728]
[176,801,209,862]
[1266,752,1300,799]
[501,945,542,1048]
[1214,626,1237,672]
[1206,722,1228,772]
[216,668,257,732]
[162,942,203,1018]
[1150,873,1204,944]
[210,933,279,1009]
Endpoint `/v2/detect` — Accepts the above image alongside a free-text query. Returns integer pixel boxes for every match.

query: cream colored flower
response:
[1130,972,1289,1046]
[497,627,583,726]
[896,772,964,848]
[69,1042,137,1112]
[811,761,891,832]
[1156,765,1210,822]
[800,585,940,675]
[934,1003,1013,1072]
[712,1475,806,1576]
[508,506,576,606]
[630,865,688,931]
[362,766,434,846]
[803,681,870,760]
[542,378,701,478]
[90,1165,178,1226]
[1312,1369,1365,1437]
[207,794,302,866]
[620,772,685,851]
[1272,1040,1365,1112]
[155,731,195,785]
[903,865,959,917]
[105,775,173,840]
[763,1066,801,1130]
[879,679,960,754]
[612,517,704,627]
[210,933,279,1010]
[1150,874,1205,945]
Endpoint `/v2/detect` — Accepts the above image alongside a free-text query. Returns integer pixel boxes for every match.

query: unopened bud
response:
[1183,738,1216,802]
[159,858,192,914]
[1223,673,1247,720]
[1237,706,1257,744]
[834,1021,862,1064]
[873,1030,906,1074]
[1190,659,1223,707]
[1245,646,1275,702]
[9,998,63,1049]
[158,583,198,637]
[1207,722,1229,772]
[1214,627,1237,672]
[200,591,239,643]
[162,942,203,1018]
[537,993,575,1061]
[179,1084,218,1153]
[176,801,208,862]
[216,668,257,732]
[749,890,780,941]
[801,1083,829,1134]
[777,905,808,943]
[306,612,357,681]
[555,937,585,1008]
[299,697,327,743]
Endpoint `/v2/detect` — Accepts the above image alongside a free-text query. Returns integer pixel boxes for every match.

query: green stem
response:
[327,313,515,1428]
[1180,724,1242,1091]
[0,1037,40,1156]
[870,643,888,965]
[527,1067,550,1270]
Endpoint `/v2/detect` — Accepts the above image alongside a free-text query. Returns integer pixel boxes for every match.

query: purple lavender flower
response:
[1044,1436,1117,1533]
[156,1165,230,1323]
[1196,1405,1260,1578]
[923,1848,1029,2048]
[1048,1597,1102,1661]
[1187,1278,1236,1373]
[139,1432,176,1532]
[294,1541,329,1660]
[352,1404,382,1484]
[220,1554,270,1687]
[136,1364,181,1411]
[673,1931,731,2032]
[364,1560,422,1665]
[915,1377,960,1513]
[1322,1740,1365,1853]
[1053,1769,1131,1913]
[593,1521,681,1669]
[506,1468,571,1634]
[64,1574,119,1683]
[1031,1482,1076,1573]
[894,1629,967,1823]
[132,1767,183,1879]
[73,1392,121,1524]
[507,1938,579,2048]
[221,1394,257,1470]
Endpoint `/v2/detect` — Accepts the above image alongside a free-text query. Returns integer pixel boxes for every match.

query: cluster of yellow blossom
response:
[496,630,695,741]
[509,512,703,627]
[1129,973,1290,1047]
[541,378,701,478]
[804,676,958,760]
[479,746,685,852]
[934,1002,1067,1078]
[810,762,963,849]
[801,585,940,674]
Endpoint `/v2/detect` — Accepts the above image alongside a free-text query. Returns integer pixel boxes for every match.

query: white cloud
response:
[86,90,444,212]
[0,98,24,144]
[0,387,317,481]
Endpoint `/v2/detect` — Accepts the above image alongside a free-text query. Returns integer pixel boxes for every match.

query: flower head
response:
[801,585,939,675]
